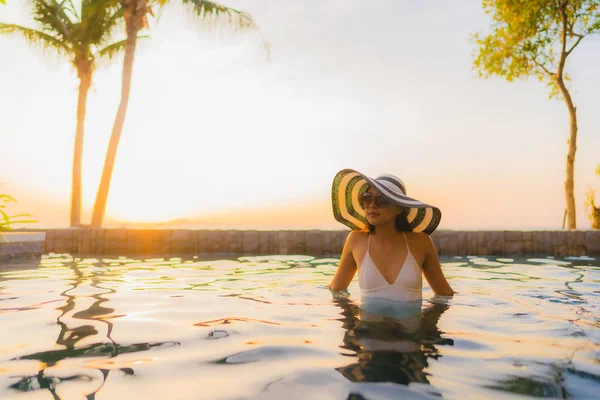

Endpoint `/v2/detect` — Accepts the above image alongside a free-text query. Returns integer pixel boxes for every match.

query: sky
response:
[1,0,599,230]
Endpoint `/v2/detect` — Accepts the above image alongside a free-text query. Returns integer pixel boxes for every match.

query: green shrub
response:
[0,194,37,238]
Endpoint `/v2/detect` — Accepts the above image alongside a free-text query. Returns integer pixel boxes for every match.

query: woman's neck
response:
[373,221,401,241]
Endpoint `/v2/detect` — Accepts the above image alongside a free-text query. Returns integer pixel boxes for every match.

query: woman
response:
[328,169,454,299]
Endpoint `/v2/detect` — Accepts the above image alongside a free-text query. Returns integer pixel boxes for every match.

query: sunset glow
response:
[1,1,599,230]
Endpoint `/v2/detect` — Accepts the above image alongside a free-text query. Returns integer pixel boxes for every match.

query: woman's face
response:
[362,187,402,226]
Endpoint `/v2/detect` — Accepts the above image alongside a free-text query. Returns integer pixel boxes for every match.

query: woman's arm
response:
[422,235,455,296]
[328,231,359,291]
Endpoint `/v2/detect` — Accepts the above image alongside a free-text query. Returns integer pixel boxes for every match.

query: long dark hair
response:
[367,211,412,233]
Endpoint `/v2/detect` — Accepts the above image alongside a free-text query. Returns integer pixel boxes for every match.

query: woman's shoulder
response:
[347,230,369,239]
[346,230,369,246]
[405,232,435,252]
[405,231,430,241]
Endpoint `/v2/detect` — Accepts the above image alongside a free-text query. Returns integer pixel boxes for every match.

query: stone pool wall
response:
[0,241,45,261]
[0,232,46,261]
[9,229,600,257]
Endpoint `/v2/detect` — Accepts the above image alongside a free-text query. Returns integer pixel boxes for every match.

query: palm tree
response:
[0,0,126,227]
[90,0,258,228]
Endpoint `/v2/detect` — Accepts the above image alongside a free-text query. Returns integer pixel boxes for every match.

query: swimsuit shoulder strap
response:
[402,232,410,253]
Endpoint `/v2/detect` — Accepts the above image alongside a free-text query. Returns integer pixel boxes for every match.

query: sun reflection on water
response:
[0,253,598,399]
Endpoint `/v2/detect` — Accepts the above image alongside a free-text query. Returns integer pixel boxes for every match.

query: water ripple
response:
[0,254,598,399]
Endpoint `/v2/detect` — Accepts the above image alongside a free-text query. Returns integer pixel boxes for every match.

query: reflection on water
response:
[4,261,179,399]
[0,254,599,399]
[334,296,453,388]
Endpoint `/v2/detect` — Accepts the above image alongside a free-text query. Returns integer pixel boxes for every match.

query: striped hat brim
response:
[331,169,442,235]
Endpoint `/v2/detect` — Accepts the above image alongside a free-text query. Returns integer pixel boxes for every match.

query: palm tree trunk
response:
[70,68,92,227]
[91,6,142,228]
[556,76,578,230]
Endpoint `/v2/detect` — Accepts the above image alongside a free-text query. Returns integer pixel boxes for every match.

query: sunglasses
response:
[360,192,391,208]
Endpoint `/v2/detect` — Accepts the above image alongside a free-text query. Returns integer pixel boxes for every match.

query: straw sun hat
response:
[331,169,442,234]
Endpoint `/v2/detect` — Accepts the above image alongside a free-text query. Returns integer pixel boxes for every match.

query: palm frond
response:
[0,23,69,55]
[58,0,78,21]
[9,0,129,63]
[80,0,124,46]
[29,0,74,39]
[0,210,11,229]
[0,194,17,202]
[180,0,256,30]
[98,2,125,40]
[5,213,37,220]
[97,35,147,60]
[0,211,37,231]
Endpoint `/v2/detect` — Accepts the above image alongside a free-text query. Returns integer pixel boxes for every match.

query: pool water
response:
[0,254,599,399]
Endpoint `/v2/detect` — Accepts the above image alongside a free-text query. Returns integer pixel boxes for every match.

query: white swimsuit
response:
[358,233,423,302]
